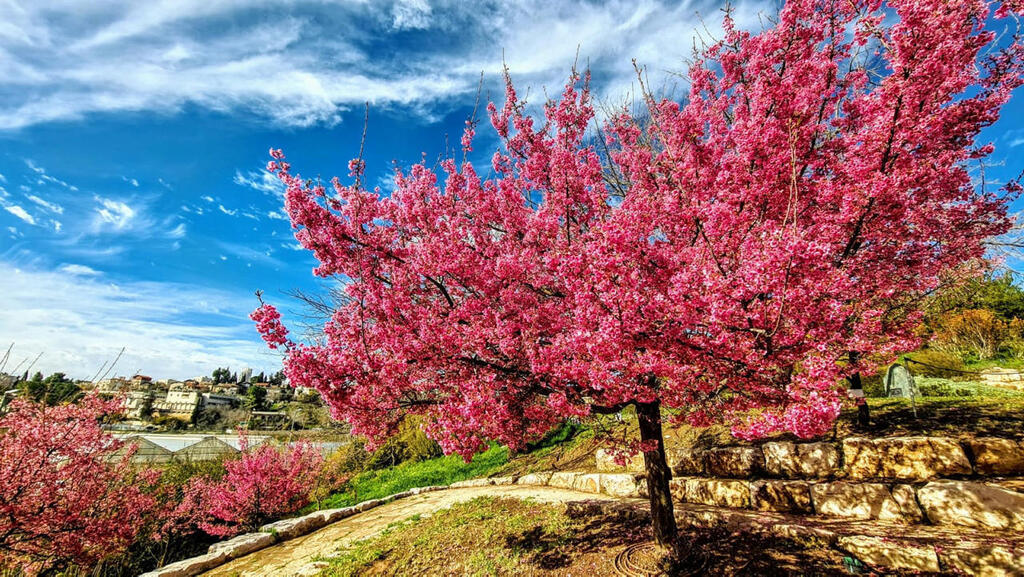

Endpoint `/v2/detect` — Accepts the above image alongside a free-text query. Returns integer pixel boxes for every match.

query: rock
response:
[810,482,921,522]
[410,485,446,495]
[917,480,1024,531]
[137,550,229,577]
[260,513,326,541]
[595,448,645,472]
[889,484,924,523]
[548,472,581,489]
[208,532,276,559]
[965,437,1024,476]
[573,473,602,493]
[449,478,491,488]
[837,536,940,573]
[489,476,517,485]
[842,437,971,481]
[704,446,763,478]
[320,507,357,524]
[667,447,705,476]
[940,544,1024,577]
[600,473,645,498]
[762,442,840,479]
[671,477,750,508]
[749,480,813,514]
[516,472,554,486]
[355,499,384,512]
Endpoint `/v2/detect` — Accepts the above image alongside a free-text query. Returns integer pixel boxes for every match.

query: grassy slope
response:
[318,496,855,577]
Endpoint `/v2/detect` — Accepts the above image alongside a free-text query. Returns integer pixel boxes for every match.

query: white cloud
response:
[267,210,288,220]
[233,169,285,196]
[59,263,102,276]
[25,194,63,214]
[7,226,21,238]
[0,261,278,380]
[218,204,237,216]
[3,204,36,225]
[0,1,771,131]
[94,197,137,231]
[391,0,432,30]
[201,195,214,202]
[0,173,6,183]
[167,222,187,238]
[122,176,140,187]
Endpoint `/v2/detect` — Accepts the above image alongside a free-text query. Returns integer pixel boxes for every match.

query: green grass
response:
[314,444,509,510]
[913,377,1024,399]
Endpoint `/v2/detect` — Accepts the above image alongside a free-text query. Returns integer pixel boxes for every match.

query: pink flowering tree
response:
[0,395,158,574]
[255,0,1023,552]
[176,437,324,537]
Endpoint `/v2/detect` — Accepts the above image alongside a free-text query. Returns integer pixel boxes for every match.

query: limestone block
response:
[842,437,971,481]
[940,545,1024,577]
[548,471,581,489]
[749,480,813,514]
[259,513,325,541]
[489,476,517,485]
[837,536,940,573]
[516,471,554,486]
[965,437,1024,476]
[889,484,924,523]
[137,550,229,577]
[810,482,921,522]
[595,448,645,472]
[320,507,357,523]
[917,480,1024,531]
[410,485,446,494]
[208,532,276,559]
[600,473,645,498]
[573,473,602,493]
[704,446,763,478]
[356,498,384,512]
[449,478,491,488]
[667,447,705,476]
[762,442,840,479]
[672,477,750,508]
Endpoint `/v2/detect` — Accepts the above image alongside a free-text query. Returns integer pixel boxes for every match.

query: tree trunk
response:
[848,352,870,428]
[636,399,678,553]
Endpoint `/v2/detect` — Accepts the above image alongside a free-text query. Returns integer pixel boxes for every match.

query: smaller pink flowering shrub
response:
[175,436,324,537]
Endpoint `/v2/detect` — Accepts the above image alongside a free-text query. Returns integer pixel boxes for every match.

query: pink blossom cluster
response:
[0,395,158,574]
[168,436,324,537]
[254,0,1023,456]
[250,303,290,350]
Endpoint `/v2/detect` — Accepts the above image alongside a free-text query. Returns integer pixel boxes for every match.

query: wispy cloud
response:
[234,169,284,196]
[122,176,140,187]
[93,196,137,231]
[218,204,237,216]
[0,260,276,379]
[267,210,288,220]
[0,0,771,131]
[25,159,78,190]
[3,204,36,225]
[25,194,63,214]
[59,263,102,276]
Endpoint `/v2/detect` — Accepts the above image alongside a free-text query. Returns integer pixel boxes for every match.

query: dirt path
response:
[201,485,634,577]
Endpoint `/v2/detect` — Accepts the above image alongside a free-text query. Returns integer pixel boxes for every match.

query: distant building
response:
[175,436,239,462]
[110,436,174,464]
[248,411,292,430]
[153,385,200,418]
[201,392,238,409]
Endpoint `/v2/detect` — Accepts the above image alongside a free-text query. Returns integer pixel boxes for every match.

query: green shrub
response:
[904,350,965,378]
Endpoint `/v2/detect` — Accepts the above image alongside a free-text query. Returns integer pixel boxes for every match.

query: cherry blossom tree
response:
[0,395,157,574]
[175,437,324,537]
[256,0,1024,552]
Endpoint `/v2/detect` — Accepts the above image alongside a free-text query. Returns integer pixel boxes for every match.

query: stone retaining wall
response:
[598,435,1024,481]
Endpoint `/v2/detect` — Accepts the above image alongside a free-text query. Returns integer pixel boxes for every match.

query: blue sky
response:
[0,0,1022,380]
